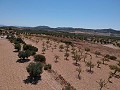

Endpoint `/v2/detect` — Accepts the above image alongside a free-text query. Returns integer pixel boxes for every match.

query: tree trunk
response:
[78,72,80,79]
[90,66,92,72]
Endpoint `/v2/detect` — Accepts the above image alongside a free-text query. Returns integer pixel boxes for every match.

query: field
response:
[0,32,120,90]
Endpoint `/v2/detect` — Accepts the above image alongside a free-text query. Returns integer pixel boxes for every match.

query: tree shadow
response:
[23,76,41,85]
[73,63,80,66]
[16,59,30,63]
[13,50,19,52]
[86,69,94,74]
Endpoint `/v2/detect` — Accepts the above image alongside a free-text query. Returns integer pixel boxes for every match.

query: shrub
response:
[14,43,21,51]
[18,51,28,59]
[34,54,46,63]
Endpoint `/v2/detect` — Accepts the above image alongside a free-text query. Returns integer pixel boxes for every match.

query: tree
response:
[26,62,43,82]
[14,43,21,52]
[107,72,114,83]
[85,48,90,53]
[102,56,109,64]
[97,61,102,68]
[42,47,46,54]
[54,44,57,49]
[96,79,107,90]
[95,51,101,57]
[34,54,46,63]
[65,45,69,53]
[18,51,28,60]
[64,53,69,60]
[59,44,64,52]
[109,65,120,75]
[54,55,60,63]
[76,66,82,79]
[73,52,82,65]
[86,61,94,72]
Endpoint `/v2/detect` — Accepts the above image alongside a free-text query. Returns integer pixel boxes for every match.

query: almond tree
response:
[76,66,82,79]
[54,44,57,49]
[42,42,45,48]
[86,61,94,73]
[54,55,60,63]
[42,47,46,54]
[102,57,109,64]
[78,48,83,56]
[97,61,102,68]
[95,51,101,57]
[59,44,64,52]
[109,65,120,75]
[96,79,107,90]
[73,52,82,65]
[64,53,69,60]
[107,72,114,83]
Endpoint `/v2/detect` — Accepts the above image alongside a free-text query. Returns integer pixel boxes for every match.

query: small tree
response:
[59,44,64,52]
[76,66,82,79]
[107,72,114,83]
[64,53,69,60]
[86,61,94,72]
[73,52,82,65]
[85,48,90,53]
[54,44,57,49]
[42,47,46,54]
[95,51,101,57]
[97,61,102,68]
[34,54,46,63]
[96,79,107,90]
[109,65,120,75]
[14,43,21,52]
[54,55,60,63]
[101,57,109,64]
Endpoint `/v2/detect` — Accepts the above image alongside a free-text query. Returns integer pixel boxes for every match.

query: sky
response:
[0,0,120,30]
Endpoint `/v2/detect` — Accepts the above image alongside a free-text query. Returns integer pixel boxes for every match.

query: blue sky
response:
[0,0,120,30]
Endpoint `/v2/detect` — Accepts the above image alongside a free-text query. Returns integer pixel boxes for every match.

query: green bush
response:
[34,54,46,63]
[18,51,28,59]
[14,43,21,51]
[26,62,43,77]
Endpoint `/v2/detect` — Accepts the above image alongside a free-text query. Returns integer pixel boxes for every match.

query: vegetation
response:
[86,61,94,73]
[34,54,46,63]
[44,64,52,71]
[109,65,120,75]
[18,51,29,60]
[97,61,102,68]
[59,44,64,52]
[26,62,43,83]
[76,66,82,79]
[54,55,60,63]
[96,79,107,90]
[14,43,21,52]
[64,53,69,60]
[95,51,101,57]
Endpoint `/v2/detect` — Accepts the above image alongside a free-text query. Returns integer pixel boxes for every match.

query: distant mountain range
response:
[0,25,120,36]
